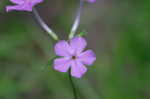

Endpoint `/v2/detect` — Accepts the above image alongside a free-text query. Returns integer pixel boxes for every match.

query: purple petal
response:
[54,58,71,72]
[6,4,32,12]
[71,60,87,78]
[70,37,87,54]
[78,50,96,66]
[6,0,43,12]
[55,40,74,57]
[10,0,24,4]
[31,0,43,4]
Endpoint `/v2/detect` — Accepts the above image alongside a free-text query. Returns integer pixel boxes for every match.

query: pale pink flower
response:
[54,37,96,78]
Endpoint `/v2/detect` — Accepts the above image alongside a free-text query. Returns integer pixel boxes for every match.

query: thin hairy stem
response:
[69,69,78,99]
[69,0,84,39]
[32,7,59,40]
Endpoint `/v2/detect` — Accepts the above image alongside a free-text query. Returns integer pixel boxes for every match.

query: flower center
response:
[72,56,76,60]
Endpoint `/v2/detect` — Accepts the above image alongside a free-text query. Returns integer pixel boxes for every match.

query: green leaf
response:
[76,31,88,37]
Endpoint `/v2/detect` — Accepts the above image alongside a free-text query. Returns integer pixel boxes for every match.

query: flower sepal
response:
[76,31,88,37]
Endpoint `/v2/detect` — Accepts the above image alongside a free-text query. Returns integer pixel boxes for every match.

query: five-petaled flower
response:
[54,37,96,78]
[6,0,43,12]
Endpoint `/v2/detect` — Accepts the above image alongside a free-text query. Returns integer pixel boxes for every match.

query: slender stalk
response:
[32,7,59,40]
[69,0,84,39]
[69,69,78,99]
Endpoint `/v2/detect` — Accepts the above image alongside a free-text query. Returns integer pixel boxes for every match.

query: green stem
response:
[69,69,78,99]
[69,0,84,39]
[32,7,59,41]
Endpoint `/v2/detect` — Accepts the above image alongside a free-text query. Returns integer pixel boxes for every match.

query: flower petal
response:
[55,40,74,57]
[71,60,87,78]
[7,0,43,12]
[31,0,43,4]
[54,58,71,72]
[6,4,32,12]
[10,0,24,4]
[78,50,96,66]
[70,37,87,54]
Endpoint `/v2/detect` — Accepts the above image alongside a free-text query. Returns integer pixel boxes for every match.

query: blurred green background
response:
[0,0,150,99]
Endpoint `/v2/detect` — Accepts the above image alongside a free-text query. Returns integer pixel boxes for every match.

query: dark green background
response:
[0,0,150,99]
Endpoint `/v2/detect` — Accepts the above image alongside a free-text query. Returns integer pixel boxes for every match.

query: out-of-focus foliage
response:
[0,0,150,99]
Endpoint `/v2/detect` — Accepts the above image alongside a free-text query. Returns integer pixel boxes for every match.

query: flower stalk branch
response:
[69,0,84,39]
[69,69,78,99]
[32,7,59,41]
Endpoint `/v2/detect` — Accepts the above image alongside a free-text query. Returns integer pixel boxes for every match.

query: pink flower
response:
[6,0,43,12]
[54,37,96,78]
